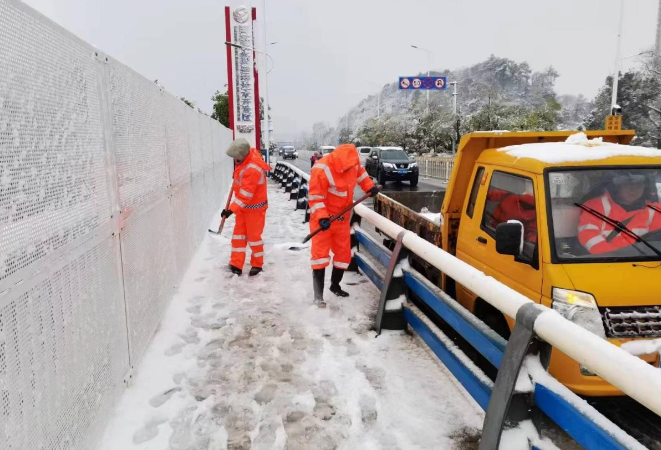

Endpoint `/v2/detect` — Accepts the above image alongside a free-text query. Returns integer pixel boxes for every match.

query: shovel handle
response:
[302,188,379,244]
[215,189,234,234]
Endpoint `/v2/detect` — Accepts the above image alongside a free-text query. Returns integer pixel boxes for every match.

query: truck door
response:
[456,167,543,308]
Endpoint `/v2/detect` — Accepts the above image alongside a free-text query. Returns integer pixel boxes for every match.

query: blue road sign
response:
[399,76,447,90]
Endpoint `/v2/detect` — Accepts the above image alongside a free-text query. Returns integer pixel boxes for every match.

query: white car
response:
[357,146,372,166]
[319,145,335,156]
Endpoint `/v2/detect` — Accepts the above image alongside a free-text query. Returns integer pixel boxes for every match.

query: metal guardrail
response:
[415,156,454,181]
[272,161,661,449]
[352,204,659,450]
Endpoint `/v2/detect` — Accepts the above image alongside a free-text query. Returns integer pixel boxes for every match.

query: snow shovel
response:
[290,187,380,250]
[208,190,234,236]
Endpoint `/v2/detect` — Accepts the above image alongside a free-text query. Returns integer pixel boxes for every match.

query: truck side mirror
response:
[495,221,524,256]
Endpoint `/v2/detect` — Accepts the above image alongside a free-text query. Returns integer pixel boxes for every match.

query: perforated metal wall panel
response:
[0,0,110,285]
[1,2,234,449]
[200,118,214,171]
[165,94,192,188]
[188,174,207,250]
[169,184,193,280]
[0,236,127,450]
[107,60,168,211]
[187,110,203,175]
[120,198,176,364]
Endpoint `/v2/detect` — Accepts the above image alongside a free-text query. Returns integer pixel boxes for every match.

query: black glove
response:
[319,218,331,230]
[369,186,380,197]
[221,209,233,219]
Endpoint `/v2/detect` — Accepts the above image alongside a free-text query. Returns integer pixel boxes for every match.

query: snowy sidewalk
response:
[98,182,484,450]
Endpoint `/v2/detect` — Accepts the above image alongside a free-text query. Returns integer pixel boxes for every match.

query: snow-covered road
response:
[98,181,484,450]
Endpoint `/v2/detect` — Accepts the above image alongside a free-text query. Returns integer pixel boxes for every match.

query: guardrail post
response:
[289,176,300,199]
[347,213,361,272]
[478,303,550,450]
[375,230,408,334]
[296,179,308,211]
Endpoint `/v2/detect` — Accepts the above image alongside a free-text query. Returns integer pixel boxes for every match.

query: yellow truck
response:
[374,130,661,396]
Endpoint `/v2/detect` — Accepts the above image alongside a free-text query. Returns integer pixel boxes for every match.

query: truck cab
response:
[444,130,661,396]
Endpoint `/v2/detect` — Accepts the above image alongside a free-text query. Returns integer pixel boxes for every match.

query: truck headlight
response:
[409,162,418,168]
[382,163,395,169]
[552,288,606,339]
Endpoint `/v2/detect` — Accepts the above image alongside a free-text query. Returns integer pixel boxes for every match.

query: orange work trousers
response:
[310,215,351,270]
[230,209,266,269]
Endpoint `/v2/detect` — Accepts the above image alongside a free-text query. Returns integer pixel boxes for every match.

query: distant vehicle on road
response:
[319,145,335,156]
[281,146,297,160]
[357,146,372,166]
[365,146,419,187]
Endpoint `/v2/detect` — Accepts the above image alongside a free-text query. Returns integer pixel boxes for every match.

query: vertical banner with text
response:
[227,4,256,147]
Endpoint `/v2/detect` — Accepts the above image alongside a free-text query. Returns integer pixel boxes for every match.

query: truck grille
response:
[601,306,661,338]
[397,163,408,169]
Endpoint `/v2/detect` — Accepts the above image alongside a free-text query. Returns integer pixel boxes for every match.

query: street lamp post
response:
[411,45,433,113]
[611,0,625,114]
[367,82,381,119]
[450,81,458,155]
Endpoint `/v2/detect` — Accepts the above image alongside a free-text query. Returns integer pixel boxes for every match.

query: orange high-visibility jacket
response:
[229,148,272,213]
[308,144,375,220]
[578,192,661,254]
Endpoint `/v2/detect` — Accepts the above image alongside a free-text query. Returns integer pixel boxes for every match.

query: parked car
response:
[282,146,297,160]
[365,146,419,187]
[319,145,335,156]
[357,146,372,166]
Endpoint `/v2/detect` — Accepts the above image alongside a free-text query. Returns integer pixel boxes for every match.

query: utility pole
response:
[260,0,271,166]
[450,81,458,154]
[656,0,661,60]
[611,0,625,114]
[411,45,433,113]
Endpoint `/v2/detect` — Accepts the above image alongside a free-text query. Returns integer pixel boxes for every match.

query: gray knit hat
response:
[226,138,250,160]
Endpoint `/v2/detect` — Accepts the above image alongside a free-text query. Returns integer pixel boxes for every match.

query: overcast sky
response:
[23,0,660,140]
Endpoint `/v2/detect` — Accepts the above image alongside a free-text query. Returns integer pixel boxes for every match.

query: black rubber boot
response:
[313,268,326,308]
[228,264,242,276]
[249,267,263,277]
[330,267,349,297]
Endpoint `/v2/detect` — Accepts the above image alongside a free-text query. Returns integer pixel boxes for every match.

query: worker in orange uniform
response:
[221,138,272,276]
[578,170,661,254]
[307,144,379,307]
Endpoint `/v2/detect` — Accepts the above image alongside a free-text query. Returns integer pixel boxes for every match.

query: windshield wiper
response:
[575,202,661,258]
[649,203,661,215]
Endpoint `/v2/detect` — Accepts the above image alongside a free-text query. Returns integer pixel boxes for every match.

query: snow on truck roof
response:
[497,132,661,165]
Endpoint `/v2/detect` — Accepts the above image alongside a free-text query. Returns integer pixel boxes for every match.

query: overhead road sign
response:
[399,76,447,90]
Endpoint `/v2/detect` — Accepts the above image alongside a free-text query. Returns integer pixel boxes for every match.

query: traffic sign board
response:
[398,76,448,90]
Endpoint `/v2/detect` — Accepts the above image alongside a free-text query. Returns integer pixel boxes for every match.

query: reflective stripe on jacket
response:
[578,192,661,254]
[308,144,375,221]
[230,148,272,213]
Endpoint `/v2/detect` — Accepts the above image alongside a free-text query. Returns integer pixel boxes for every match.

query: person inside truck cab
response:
[488,189,538,244]
[578,170,661,254]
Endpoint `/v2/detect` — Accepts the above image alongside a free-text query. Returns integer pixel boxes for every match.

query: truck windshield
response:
[381,150,408,160]
[547,168,661,261]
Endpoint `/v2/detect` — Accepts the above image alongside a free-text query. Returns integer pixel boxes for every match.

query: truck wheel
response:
[475,299,511,340]
[378,170,387,186]
[410,176,419,187]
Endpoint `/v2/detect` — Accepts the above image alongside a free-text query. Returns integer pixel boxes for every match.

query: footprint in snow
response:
[359,395,378,426]
[149,387,182,407]
[356,363,386,390]
[165,342,186,356]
